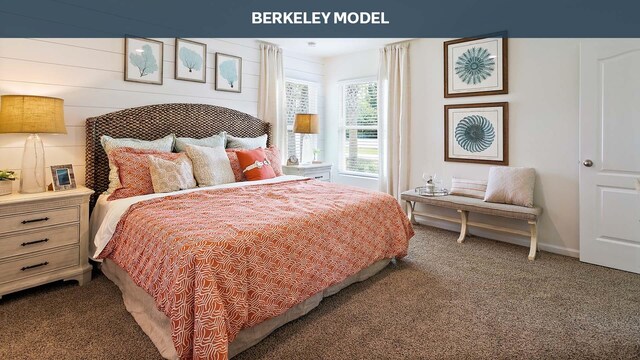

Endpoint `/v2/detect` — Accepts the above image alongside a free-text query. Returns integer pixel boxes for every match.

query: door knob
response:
[583,159,593,167]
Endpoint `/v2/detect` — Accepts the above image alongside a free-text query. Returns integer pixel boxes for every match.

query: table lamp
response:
[0,95,66,193]
[293,113,319,164]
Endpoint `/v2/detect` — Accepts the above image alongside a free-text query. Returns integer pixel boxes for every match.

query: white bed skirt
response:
[101,258,392,359]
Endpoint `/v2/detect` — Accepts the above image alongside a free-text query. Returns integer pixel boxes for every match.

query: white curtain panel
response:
[378,42,411,200]
[257,43,287,155]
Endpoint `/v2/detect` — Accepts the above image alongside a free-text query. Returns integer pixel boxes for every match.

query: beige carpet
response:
[1,225,639,359]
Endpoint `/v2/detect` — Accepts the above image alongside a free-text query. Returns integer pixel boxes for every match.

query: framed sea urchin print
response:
[445,102,508,165]
[444,32,508,97]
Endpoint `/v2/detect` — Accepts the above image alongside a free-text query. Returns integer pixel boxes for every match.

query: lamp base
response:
[20,134,47,194]
[299,134,315,164]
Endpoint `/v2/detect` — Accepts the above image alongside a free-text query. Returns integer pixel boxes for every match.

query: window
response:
[285,79,318,158]
[340,79,378,177]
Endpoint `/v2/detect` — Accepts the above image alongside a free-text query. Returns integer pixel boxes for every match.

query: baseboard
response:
[415,217,580,258]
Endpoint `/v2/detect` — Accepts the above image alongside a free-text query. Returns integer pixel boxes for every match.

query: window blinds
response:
[341,80,378,176]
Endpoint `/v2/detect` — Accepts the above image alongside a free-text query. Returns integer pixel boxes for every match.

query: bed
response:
[86,103,414,359]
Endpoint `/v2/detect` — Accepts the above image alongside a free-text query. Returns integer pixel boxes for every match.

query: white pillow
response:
[450,178,487,199]
[174,132,226,152]
[185,144,235,186]
[101,134,175,194]
[148,154,197,193]
[484,167,536,207]
[226,134,268,149]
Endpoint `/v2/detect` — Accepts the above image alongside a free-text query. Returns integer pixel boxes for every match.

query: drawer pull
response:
[21,238,49,246]
[314,176,323,179]
[20,261,49,271]
[21,217,50,225]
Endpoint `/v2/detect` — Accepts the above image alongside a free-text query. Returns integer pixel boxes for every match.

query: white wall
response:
[324,49,379,190]
[0,38,323,191]
[410,39,581,256]
[323,39,582,256]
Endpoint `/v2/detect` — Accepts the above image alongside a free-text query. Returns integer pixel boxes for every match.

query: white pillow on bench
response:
[484,167,536,207]
[450,178,487,199]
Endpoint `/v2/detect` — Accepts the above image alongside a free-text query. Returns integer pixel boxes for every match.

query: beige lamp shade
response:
[0,95,67,134]
[293,113,319,134]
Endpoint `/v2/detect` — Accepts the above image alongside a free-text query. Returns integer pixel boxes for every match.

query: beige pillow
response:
[185,144,235,186]
[101,134,175,194]
[148,154,197,193]
[484,167,536,207]
[450,178,487,199]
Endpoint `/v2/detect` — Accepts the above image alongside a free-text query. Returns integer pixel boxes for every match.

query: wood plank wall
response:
[0,38,324,191]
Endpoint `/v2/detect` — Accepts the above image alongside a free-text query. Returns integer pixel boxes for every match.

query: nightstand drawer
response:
[308,171,331,182]
[0,246,79,284]
[282,164,333,182]
[0,206,79,235]
[0,224,79,259]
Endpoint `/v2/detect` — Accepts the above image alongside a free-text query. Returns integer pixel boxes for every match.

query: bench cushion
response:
[401,190,542,221]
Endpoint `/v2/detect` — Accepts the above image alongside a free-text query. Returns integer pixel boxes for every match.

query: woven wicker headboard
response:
[85,103,270,212]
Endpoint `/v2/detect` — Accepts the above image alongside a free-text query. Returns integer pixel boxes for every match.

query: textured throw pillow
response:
[107,148,183,201]
[236,148,276,181]
[185,144,235,186]
[101,134,174,194]
[226,134,268,149]
[148,154,197,193]
[174,132,227,152]
[265,146,284,177]
[226,146,283,181]
[225,150,245,182]
[484,167,536,207]
[450,178,488,199]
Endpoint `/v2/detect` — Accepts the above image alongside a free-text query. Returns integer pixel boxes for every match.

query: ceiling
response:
[259,38,412,59]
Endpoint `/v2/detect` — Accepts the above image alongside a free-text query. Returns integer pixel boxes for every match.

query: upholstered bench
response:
[401,189,543,260]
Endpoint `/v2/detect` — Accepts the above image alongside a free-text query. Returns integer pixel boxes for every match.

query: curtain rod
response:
[384,39,414,47]
[256,40,280,47]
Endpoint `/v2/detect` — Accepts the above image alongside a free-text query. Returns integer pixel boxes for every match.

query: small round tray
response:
[415,186,449,197]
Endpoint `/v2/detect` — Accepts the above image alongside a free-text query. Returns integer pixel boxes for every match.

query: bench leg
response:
[407,201,417,225]
[457,210,469,243]
[528,220,538,261]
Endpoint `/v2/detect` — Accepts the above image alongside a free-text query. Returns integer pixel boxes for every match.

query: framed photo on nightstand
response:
[50,164,77,191]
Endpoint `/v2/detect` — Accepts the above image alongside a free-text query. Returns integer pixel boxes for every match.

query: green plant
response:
[0,170,17,181]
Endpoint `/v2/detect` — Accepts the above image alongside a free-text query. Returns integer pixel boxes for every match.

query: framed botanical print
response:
[50,164,77,191]
[444,32,508,97]
[125,37,163,85]
[445,102,508,165]
[215,53,242,93]
[175,38,206,83]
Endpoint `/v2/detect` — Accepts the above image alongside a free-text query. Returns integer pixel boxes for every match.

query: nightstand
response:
[0,186,94,299]
[282,163,332,182]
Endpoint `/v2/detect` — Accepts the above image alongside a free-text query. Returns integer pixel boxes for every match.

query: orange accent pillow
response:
[108,147,183,200]
[227,146,283,181]
[236,148,276,181]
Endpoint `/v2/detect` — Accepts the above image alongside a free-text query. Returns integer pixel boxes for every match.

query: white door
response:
[579,40,640,273]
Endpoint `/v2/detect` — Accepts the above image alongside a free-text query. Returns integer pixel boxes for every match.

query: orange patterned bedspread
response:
[98,179,413,359]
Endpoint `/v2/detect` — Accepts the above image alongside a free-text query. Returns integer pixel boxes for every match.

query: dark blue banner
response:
[1,0,639,37]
